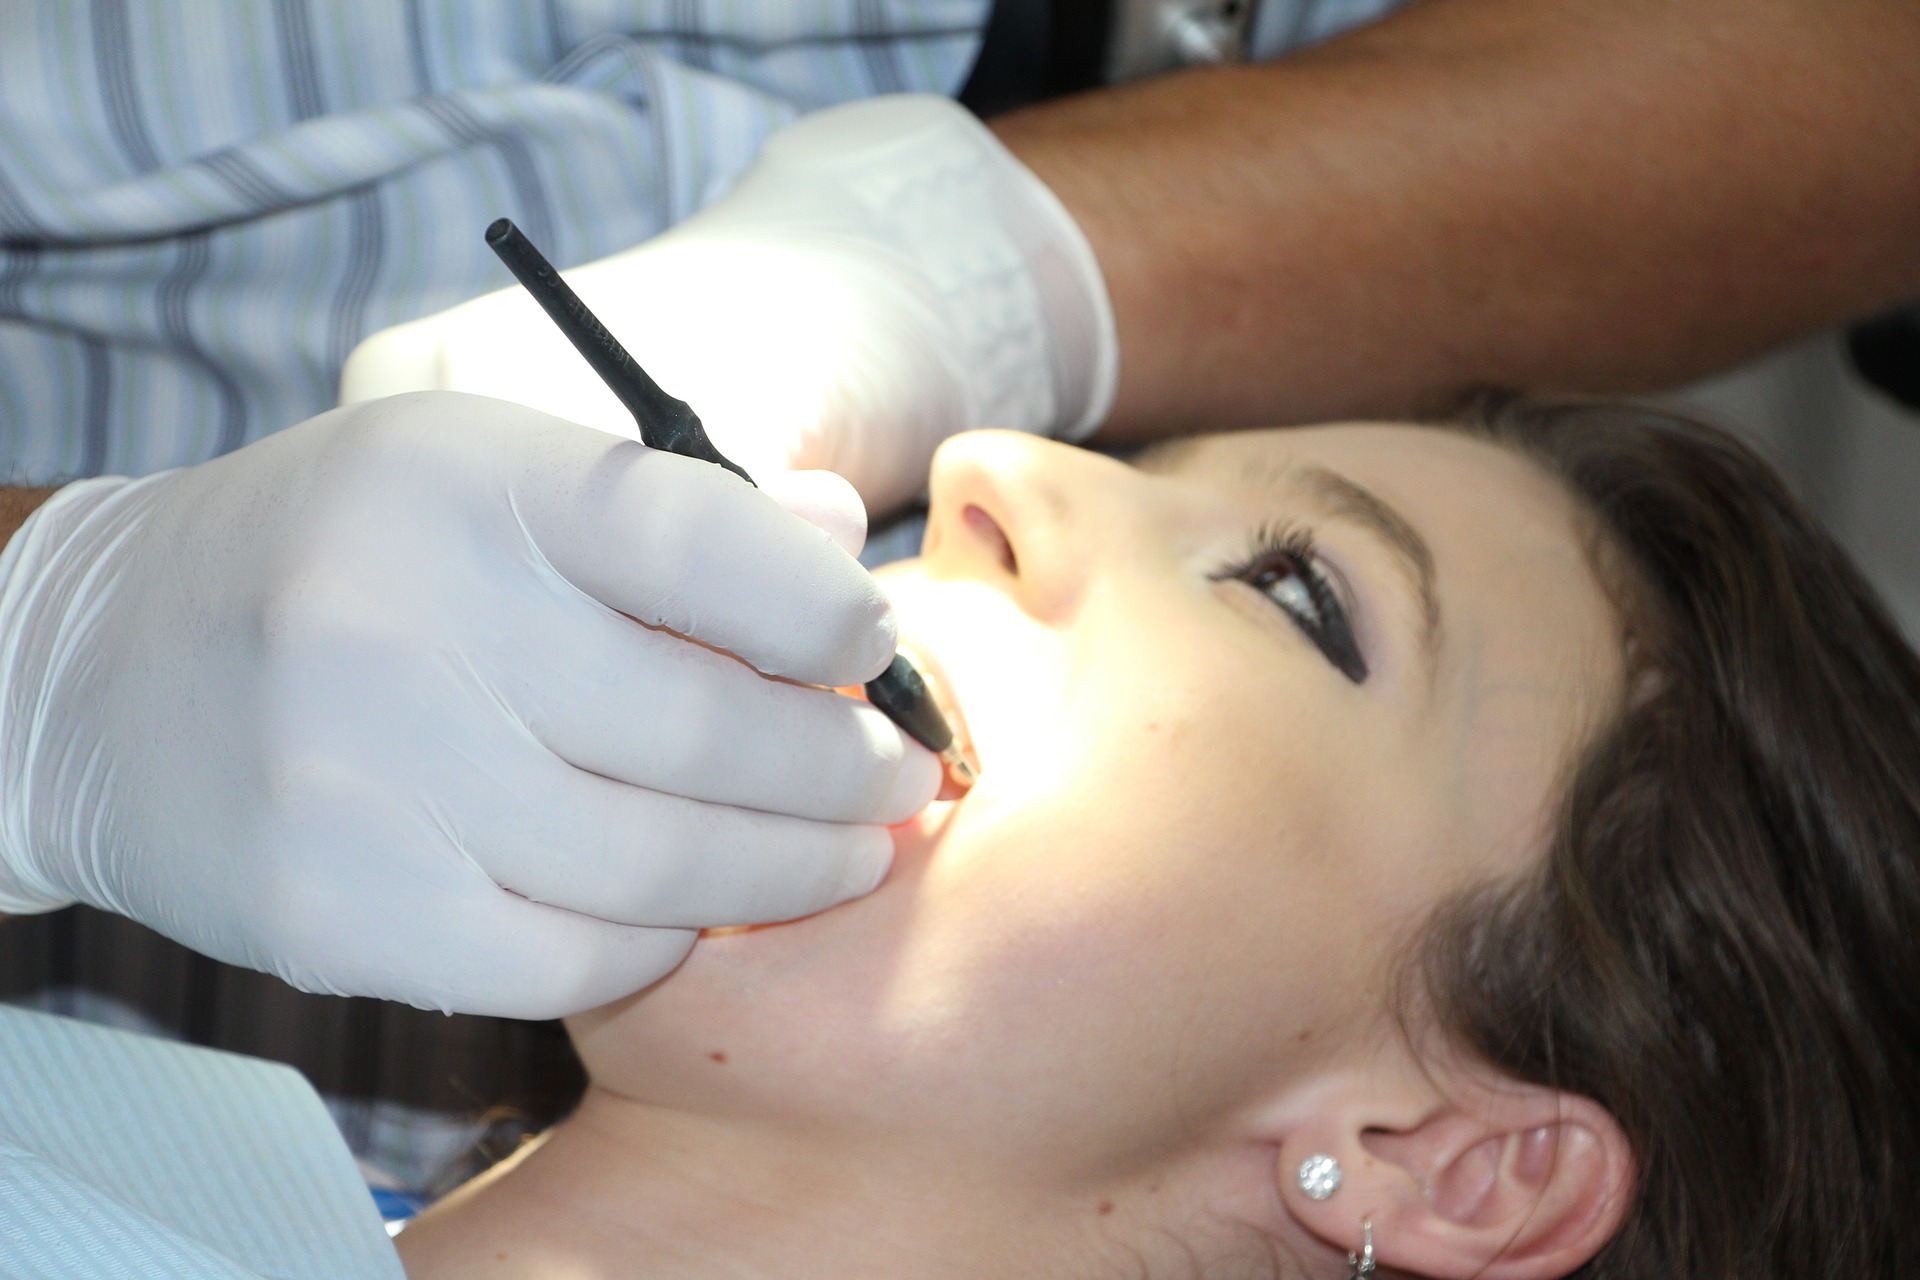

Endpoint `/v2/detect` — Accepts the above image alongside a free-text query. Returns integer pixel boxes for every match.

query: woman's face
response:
[571,424,1624,1189]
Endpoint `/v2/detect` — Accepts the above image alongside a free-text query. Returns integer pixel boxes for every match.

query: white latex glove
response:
[0,392,938,1019]
[340,94,1119,515]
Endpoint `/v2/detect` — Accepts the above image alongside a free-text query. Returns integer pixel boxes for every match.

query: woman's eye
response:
[1216,530,1369,684]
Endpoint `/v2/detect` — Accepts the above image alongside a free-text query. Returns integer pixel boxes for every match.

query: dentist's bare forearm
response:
[0,487,57,921]
[0,489,56,551]
[992,0,1920,441]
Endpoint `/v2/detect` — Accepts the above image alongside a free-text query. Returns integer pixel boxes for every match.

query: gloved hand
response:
[340,94,1119,516]
[0,392,938,1019]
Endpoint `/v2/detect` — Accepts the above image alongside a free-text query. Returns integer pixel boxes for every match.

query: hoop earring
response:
[1347,1218,1376,1280]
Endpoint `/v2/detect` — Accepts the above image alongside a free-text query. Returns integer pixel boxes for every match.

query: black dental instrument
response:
[861,653,972,784]
[485,218,978,786]
[486,218,752,484]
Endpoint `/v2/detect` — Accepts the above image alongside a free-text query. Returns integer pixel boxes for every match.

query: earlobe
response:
[1276,1079,1634,1280]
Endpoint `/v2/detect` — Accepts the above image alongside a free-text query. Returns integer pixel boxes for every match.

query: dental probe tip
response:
[940,744,980,788]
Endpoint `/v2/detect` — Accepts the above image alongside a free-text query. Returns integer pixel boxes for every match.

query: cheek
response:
[569,595,1432,1149]
[886,663,1379,1102]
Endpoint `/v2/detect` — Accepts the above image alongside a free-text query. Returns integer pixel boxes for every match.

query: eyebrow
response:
[1292,464,1442,661]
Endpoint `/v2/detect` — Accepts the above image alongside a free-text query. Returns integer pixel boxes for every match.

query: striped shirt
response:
[0,0,1407,486]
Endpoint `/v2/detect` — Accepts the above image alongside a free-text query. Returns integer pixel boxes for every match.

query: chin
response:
[568,797,967,1100]
[682,796,960,974]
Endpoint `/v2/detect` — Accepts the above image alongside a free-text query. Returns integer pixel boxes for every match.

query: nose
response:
[921,430,1113,620]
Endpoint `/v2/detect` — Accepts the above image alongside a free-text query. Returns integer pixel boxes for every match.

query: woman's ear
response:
[1273,1068,1634,1280]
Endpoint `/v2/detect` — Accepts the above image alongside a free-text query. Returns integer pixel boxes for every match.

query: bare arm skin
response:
[0,487,53,920]
[993,0,1920,443]
[0,490,55,553]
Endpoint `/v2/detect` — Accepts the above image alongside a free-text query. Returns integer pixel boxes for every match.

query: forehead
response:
[1136,424,1603,595]
[1139,421,1535,494]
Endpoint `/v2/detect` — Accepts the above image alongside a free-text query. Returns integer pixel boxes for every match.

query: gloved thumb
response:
[756,468,869,558]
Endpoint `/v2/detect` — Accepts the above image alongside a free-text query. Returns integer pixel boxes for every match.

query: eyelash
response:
[1212,523,1370,684]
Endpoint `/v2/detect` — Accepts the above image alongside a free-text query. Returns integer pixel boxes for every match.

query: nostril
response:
[963,503,1017,575]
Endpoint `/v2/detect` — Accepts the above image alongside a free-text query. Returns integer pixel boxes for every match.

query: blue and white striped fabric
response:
[1251,0,1408,52]
[0,1,992,485]
[0,0,1410,488]
[0,1003,404,1279]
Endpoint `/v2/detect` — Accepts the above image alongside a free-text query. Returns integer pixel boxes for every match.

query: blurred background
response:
[1673,328,1920,644]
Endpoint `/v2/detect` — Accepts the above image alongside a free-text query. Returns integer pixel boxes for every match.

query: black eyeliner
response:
[1216,524,1369,683]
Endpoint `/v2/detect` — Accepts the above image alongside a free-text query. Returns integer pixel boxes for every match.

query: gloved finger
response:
[234,759,705,1021]
[515,431,898,687]
[429,898,697,1021]
[757,469,868,557]
[510,596,937,823]
[314,885,700,1020]
[471,755,897,930]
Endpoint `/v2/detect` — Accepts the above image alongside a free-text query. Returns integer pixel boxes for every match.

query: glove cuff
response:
[976,118,1120,443]
[0,475,140,913]
[750,95,1119,444]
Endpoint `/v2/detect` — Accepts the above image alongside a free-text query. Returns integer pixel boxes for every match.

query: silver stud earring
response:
[1296,1153,1342,1200]
[1347,1218,1376,1280]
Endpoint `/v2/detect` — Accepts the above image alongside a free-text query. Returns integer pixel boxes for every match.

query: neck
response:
[396,1085,1083,1280]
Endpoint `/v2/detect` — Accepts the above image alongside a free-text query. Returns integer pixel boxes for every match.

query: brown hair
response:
[1413,396,1920,1277]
